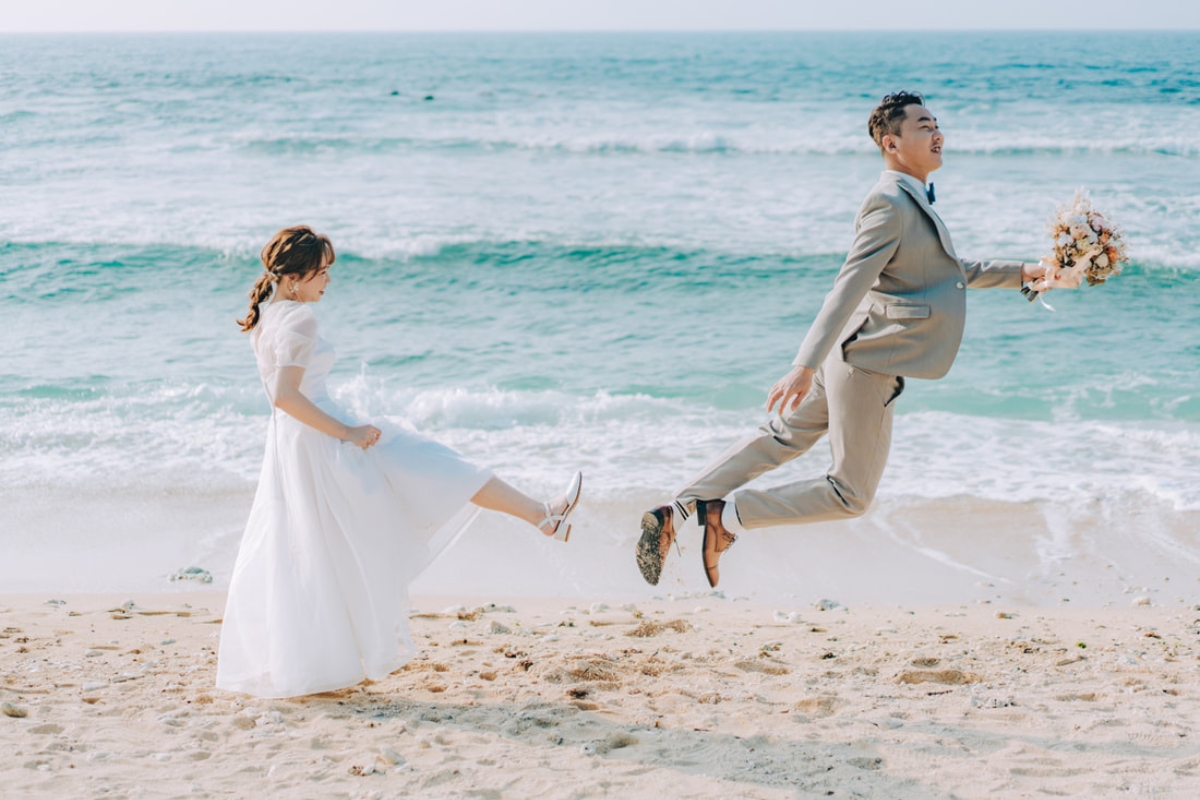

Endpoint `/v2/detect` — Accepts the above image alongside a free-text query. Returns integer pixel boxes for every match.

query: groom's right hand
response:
[767,365,815,415]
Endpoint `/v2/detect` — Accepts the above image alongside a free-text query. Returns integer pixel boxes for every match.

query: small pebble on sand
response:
[483,603,516,613]
[1,701,28,718]
[169,567,213,584]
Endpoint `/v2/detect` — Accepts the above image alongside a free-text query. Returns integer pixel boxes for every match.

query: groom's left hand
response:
[1022,261,1049,284]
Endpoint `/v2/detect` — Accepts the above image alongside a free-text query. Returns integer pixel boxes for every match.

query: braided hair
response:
[237,225,335,331]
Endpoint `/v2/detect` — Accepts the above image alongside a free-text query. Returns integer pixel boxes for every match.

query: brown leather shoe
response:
[699,500,737,588]
[636,505,677,586]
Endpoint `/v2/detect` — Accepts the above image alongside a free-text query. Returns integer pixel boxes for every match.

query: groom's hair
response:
[869,91,925,150]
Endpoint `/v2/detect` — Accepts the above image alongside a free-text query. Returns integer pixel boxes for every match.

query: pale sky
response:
[2,0,1198,33]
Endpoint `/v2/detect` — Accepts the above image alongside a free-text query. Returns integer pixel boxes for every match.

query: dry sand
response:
[2,591,1198,799]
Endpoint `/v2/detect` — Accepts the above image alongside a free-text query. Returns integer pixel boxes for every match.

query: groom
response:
[636,91,1047,588]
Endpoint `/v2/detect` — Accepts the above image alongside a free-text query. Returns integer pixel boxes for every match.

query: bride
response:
[215,225,583,699]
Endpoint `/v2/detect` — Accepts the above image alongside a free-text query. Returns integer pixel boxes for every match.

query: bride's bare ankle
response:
[535,496,566,535]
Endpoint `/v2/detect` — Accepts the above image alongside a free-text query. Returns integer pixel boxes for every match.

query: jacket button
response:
[956,281,965,289]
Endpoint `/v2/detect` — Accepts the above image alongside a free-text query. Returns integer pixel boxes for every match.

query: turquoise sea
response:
[2,33,1198,602]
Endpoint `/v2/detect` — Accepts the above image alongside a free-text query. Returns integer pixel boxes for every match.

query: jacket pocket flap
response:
[885,304,931,320]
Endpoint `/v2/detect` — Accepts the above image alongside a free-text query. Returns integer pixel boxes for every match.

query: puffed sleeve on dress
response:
[273,303,319,369]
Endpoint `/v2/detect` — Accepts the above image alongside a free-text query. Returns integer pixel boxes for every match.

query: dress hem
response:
[215,650,417,699]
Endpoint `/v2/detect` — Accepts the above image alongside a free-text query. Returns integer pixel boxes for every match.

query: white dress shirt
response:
[883,169,930,201]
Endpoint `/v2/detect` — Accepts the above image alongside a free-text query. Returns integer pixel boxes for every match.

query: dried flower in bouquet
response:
[1022,191,1130,306]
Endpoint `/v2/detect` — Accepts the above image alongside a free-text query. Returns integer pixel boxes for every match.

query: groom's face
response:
[883,104,944,177]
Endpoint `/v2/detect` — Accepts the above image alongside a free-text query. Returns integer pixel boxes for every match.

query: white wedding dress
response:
[216,300,492,698]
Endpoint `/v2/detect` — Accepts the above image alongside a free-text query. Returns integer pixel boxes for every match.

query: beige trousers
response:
[675,356,904,529]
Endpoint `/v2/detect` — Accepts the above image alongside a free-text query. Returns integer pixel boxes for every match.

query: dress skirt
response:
[215,403,492,699]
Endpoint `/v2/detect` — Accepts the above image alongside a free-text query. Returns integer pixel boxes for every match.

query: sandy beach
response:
[2,592,1197,799]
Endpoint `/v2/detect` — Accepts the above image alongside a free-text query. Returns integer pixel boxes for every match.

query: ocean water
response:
[2,32,1198,603]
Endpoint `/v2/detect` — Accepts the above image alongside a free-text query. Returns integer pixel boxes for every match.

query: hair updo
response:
[238,225,335,331]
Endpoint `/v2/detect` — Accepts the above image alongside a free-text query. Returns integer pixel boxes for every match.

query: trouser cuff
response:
[671,499,693,522]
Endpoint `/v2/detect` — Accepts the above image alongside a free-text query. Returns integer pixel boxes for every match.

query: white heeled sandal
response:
[539,471,583,542]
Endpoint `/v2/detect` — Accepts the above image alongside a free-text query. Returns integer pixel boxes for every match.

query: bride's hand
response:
[345,424,382,449]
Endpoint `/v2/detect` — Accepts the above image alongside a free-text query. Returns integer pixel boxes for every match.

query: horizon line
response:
[1,27,1196,35]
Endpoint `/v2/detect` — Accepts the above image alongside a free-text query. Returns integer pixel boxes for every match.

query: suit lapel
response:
[892,177,962,266]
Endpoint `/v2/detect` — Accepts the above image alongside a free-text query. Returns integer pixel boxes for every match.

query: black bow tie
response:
[926,183,936,204]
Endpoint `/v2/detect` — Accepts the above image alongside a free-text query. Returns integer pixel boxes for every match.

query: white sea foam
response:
[225,122,1200,159]
[3,385,1196,511]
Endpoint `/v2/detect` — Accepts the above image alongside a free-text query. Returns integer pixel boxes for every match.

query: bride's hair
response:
[238,225,336,331]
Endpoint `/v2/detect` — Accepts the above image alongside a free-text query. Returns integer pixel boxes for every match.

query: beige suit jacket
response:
[793,173,1025,380]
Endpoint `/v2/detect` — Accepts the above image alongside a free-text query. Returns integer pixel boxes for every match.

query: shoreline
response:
[6,493,1199,606]
[3,592,1197,798]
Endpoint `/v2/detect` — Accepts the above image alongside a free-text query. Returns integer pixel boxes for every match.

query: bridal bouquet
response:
[1022,191,1129,305]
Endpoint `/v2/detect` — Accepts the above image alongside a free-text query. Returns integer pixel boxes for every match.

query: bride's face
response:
[292,263,331,303]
